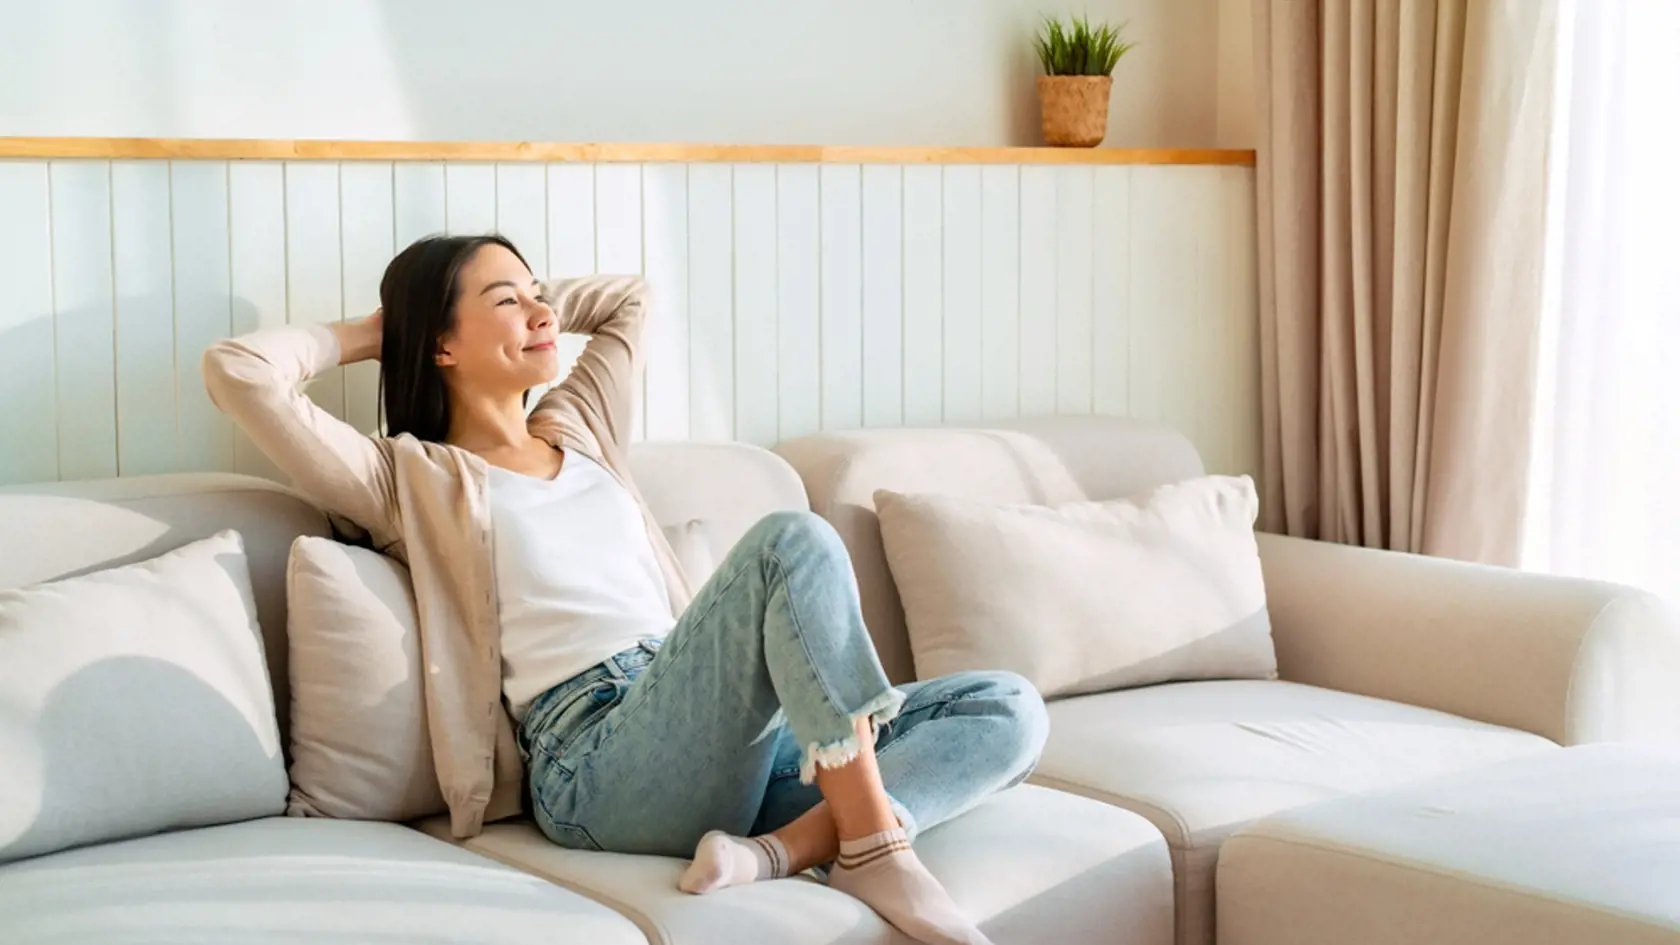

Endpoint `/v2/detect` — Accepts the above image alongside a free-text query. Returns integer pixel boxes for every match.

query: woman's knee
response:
[744,510,848,568]
[963,670,1050,768]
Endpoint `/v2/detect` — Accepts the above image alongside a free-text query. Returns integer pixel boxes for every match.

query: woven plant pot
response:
[1038,75,1112,147]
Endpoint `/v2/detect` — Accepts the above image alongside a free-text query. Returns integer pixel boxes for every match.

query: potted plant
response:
[1034,15,1136,147]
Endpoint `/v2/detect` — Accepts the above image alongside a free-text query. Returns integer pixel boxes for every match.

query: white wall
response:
[0,0,1224,148]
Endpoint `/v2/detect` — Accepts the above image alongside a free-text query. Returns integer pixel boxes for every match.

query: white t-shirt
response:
[488,452,675,722]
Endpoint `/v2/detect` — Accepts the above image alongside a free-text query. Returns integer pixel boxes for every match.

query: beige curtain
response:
[1253,0,1557,564]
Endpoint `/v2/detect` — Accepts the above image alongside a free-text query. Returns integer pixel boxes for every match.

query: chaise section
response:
[0,818,647,945]
[419,785,1175,945]
[1031,680,1557,945]
[1217,743,1680,945]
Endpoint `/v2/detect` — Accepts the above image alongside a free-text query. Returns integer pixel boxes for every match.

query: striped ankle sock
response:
[829,828,994,945]
[678,830,788,895]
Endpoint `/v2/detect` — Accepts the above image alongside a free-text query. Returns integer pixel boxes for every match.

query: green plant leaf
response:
[1034,13,1136,76]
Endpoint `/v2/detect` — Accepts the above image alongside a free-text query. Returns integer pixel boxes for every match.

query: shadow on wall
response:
[1,654,288,864]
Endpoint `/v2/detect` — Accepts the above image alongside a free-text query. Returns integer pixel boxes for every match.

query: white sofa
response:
[0,439,1172,945]
[773,416,1680,945]
[4,416,1673,945]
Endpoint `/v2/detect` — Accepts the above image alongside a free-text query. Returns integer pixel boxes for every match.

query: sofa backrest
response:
[773,416,1205,684]
[0,441,808,743]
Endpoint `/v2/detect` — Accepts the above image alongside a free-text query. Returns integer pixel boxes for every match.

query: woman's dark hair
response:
[378,234,530,442]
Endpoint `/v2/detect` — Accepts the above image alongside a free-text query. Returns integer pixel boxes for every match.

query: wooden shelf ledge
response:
[0,137,1255,166]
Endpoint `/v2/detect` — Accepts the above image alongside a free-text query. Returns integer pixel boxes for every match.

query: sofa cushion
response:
[774,417,1206,683]
[875,477,1275,696]
[418,784,1175,945]
[1217,743,1680,945]
[0,817,646,945]
[1031,679,1558,945]
[284,536,443,821]
[284,520,718,823]
[0,474,331,746]
[0,530,288,864]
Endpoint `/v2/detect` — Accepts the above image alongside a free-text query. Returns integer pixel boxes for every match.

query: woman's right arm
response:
[202,313,398,540]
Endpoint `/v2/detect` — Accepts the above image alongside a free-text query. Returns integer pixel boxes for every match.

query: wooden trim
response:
[0,137,1255,166]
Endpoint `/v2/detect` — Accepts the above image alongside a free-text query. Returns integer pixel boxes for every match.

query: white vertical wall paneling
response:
[980,165,1021,421]
[547,165,595,276]
[686,164,733,441]
[0,162,56,485]
[642,164,689,441]
[341,163,394,436]
[546,163,597,382]
[594,165,642,274]
[1018,166,1058,417]
[732,164,778,446]
[942,166,984,425]
[393,162,446,247]
[444,163,496,235]
[495,163,549,276]
[1200,167,1235,475]
[50,161,118,481]
[1055,167,1095,414]
[1127,166,1169,425]
[1231,167,1262,479]
[819,165,863,432]
[860,165,903,428]
[10,158,1263,484]
[170,160,233,472]
[283,163,345,420]
[593,163,645,438]
[901,166,943,426]
[775,164,820,441]
[1155,167,1207,454]
[111,160,178,475]
[1092,166,1132,417]
[228,162,288,479]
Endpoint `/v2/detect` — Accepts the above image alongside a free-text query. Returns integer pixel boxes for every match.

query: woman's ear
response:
[434,338,458,368]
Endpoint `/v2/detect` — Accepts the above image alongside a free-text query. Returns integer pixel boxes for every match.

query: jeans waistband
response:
[522,639,661,737]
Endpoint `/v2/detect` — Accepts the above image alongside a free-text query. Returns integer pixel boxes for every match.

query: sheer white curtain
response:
[1524,0,1680,600]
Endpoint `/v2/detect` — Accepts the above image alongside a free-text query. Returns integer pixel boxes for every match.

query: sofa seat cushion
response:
[0,817,646,945]
[420,785,1175,945]
[1032,680,1558,945]
[1217,743,1680,945]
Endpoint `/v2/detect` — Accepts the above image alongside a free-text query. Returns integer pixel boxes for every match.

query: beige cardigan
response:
[202,274,693,838]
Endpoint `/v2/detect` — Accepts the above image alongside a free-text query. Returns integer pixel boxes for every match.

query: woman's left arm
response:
[530,274,649,449]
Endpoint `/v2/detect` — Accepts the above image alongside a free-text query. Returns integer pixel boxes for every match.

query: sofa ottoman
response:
[1217,743,1680,945]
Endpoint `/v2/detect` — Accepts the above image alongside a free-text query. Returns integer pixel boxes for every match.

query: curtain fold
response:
[1253,0,1557,564]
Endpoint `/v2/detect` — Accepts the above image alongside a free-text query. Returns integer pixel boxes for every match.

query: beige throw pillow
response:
[284,536,441,821]
[0,530,286,863]
[285,519,714,822]
[875,476,1276,699]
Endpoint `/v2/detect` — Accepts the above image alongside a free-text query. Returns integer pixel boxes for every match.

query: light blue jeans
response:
[519,510,1049,857]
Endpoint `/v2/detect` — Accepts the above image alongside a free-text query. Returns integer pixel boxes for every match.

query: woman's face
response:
[434,243,559,396]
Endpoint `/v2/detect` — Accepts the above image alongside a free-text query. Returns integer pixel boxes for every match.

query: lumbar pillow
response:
[285,518,714,822]
[874,476,1276,699]
[0,530,287,863]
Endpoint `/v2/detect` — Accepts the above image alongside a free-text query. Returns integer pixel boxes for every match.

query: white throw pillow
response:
[875,476,1277,699]
[0,530,287,863]
[285,519,714,822]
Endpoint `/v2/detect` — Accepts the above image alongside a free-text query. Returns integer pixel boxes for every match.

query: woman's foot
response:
[827,827,994,945]
[678,830,789,894]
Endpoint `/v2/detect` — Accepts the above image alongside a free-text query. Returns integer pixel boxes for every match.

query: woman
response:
[204,234,1047,945]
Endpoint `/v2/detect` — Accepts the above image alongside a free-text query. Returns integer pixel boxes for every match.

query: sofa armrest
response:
[1255,532,1680,745]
